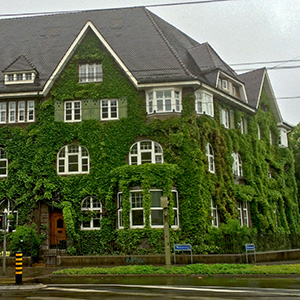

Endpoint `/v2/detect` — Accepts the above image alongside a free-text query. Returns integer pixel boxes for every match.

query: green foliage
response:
[53,263,300,275]
[0,32,298,257]
[8,225,41,258]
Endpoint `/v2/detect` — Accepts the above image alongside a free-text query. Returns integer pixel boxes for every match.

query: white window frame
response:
[0,148,8,178]
[232,152,243,178]
[57,144,89,175]
[4,72,36,85]
[27,101,35,122]
[237,201,243,226]
[257,124,261,140]
[18,101,26,123]
[278,128,288,147]
[9,102,16,123]
[0,103,6,124]
[117,189,179,230]
[221,108,229,128]
[240,116,247,134]
[81,196,101,230]
[64,101,81,122]
[146,89,182,114]
[130,190,144,229]
[206,143,215,174]
[100,99,118,121]
[79,63,103,83]
[129,140,163,165]
[222,80,228,90]
[242,201,249,227]
[211,199,218,227]
[195,90,214,117]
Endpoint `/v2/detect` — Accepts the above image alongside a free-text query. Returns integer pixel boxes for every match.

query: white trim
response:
[211,199,218,228]
[8,101,16,123]
[64,100,82,122]
[100,99,119,121]
[81,196,101,230]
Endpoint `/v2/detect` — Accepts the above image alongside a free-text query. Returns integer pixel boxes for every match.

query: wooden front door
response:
[50,211,66,247]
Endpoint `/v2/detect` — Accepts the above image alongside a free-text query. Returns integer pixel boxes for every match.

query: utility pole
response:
[160,196,171,269]
[2,208,8,276]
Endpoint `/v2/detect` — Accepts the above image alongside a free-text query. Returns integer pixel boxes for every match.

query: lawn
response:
[53,263,300,275]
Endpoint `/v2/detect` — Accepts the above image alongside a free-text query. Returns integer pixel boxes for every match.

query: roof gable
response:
[3,55,36,73]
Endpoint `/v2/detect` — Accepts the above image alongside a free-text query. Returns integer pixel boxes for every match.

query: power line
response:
[0,0,238,18]
[230,59,300,66]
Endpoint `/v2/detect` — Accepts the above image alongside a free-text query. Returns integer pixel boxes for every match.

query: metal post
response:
[163,207,171,269]
[2,208,7,276]
[15,251,23,284]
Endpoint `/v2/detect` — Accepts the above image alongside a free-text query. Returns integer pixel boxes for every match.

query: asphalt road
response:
[1,283,300,299]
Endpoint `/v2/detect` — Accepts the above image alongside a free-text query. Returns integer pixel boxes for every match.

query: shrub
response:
[8,224,41,259]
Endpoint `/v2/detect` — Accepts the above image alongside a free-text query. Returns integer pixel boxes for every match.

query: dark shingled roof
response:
[0,6,241,94]
[238,68,266,108]
[3,55,36,73]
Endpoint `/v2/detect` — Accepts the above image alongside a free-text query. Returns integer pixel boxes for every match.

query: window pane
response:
[151,191,162,207]
[151,210,163,226]
[157,100,163,111]
[141,152,151,164]
[132,210,143,226]
[165,99,172,111]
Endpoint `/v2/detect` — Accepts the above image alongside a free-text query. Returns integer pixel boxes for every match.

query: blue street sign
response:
[174,244,191,251]
[245,244,255,251]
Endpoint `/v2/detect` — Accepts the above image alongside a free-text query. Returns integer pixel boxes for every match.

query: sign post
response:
[2,208,7,276]
[174,244,193,264]
[245,244,256,263]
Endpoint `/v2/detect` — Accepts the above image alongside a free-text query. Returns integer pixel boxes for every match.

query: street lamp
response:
[2,208,8,276]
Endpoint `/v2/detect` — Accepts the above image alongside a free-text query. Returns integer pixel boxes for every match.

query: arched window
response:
[57,144,89,175]
[129,140,163,165]
[232,152,243,178]
[81,196,101,230]
[206,143,215,173]
[0,148,8,178]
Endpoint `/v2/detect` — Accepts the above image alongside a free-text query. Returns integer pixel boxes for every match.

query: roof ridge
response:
[144,8,196,79]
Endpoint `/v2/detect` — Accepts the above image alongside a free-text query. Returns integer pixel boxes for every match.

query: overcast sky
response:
[2,0,300,125]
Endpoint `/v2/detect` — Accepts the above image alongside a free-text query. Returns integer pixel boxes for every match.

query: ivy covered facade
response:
[0,7,299,256]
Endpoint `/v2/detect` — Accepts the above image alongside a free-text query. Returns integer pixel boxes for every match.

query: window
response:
[117,190,179,229]
[240,117,247,134]
[211,199,218,227]
[57,144,89,175]
[27,101,35,122]
[79,63,103,83]
[206,143,215,174]
[222,80,228,90]
[195,91,214,117]
[232,152,243,178]
[0,148,8,178]
[64,101,81,122]
[129,140,163,165]
[269,129,274,145]
[278,128,288,147]
[238,201,249,227]
[4,72,36,85]
[81,196,101,230]
[221,108,229,128]
[100,99,118,120]
[9,102,16,123]
[146,89,181,114]
[0,103,6,124]
[18,101,25,123]
[257,124,261,140]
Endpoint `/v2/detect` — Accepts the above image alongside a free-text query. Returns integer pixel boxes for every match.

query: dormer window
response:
[4,72,36,85]
[222,80,228,90]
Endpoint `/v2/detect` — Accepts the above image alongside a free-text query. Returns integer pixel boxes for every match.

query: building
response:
[0,7,298,255]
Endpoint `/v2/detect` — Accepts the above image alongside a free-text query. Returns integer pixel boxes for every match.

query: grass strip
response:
[53,263,300,275]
